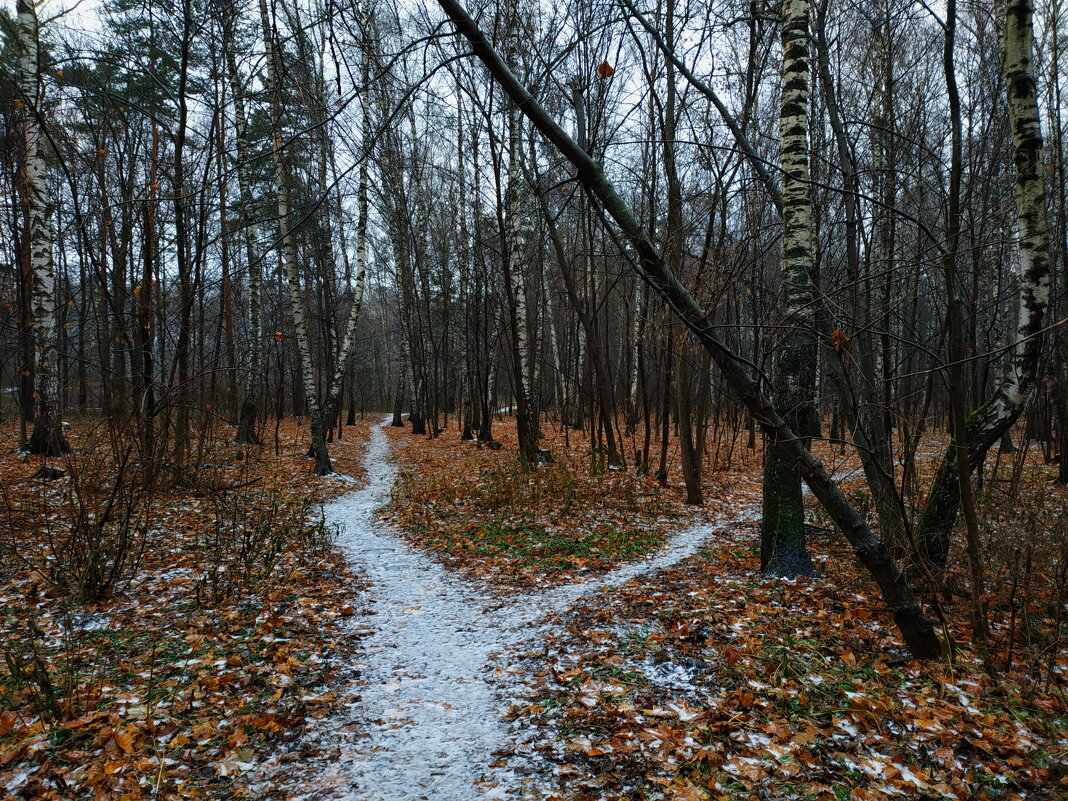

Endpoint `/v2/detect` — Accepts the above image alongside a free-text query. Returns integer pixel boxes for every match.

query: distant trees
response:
[916,0,1053,574]
[1,0,1067,657]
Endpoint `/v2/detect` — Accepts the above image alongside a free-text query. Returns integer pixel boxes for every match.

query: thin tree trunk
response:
[813,0,905,554]
[661,0,699,502]
[222,1,264,446]
[172,0,194,467]
[505,0,538,465]
[258,0,331,475]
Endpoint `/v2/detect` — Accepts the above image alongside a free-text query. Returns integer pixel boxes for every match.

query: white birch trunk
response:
[18,0,66,457]
[505,1,538,462]
[762,0,816,577]
[628,277,642,429]
[544,268,565,416]
[258,0,331,474]
[321,27,371,427]
[998,0,1052,414]
[322,128,369,424]
[916,0,1053,568]
[457,89,475,438]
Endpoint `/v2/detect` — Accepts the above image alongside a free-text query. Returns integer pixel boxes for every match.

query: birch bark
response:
[632,0,910,553]
[320,27,371,433]
[258,0,331,474]
[18,0,67,457]
[761,0,816,577]
[504,0,539,465]
[916,0,1052,571]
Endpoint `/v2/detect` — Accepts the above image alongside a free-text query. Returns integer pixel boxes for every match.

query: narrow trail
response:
[286,417,758,801]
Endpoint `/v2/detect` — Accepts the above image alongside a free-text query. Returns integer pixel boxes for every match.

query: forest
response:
[1,0,1067,798]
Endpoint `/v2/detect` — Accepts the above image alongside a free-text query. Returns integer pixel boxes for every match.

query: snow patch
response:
[268,416,759,801]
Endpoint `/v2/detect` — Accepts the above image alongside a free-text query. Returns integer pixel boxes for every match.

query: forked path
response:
[289,417,757,801]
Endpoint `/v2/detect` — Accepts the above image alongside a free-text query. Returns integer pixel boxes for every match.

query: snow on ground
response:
[265,416,759,801]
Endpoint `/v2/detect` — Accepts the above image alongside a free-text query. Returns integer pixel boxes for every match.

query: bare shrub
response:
[194,480,335,606]
[3,442,151,604]
[977,466,1068,683]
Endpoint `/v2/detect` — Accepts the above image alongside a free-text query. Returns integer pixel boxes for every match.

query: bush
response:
[194,482,334,606]
[3,446,150,604]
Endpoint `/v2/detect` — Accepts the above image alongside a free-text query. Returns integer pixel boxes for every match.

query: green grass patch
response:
[426,517,666,575]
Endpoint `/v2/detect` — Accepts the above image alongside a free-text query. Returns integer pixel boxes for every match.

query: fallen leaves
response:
[385,420,738,589]
[0,418,375,799]
[498,536,1068,800]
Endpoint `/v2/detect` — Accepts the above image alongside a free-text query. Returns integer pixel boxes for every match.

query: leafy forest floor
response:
[0,416,376,800]
[1,413,1067,800]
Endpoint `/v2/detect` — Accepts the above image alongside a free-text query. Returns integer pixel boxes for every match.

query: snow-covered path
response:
[294,417,757,801]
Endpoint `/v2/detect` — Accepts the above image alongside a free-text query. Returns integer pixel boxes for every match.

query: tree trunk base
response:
[892,607,943,660]
[761,445,815,578]
[26,424,68,458]
[762,547,816,579]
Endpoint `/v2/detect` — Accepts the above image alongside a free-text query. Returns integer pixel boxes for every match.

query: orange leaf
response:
[831,328,848,353]
[0,710,18,736]
[113,730,136,754]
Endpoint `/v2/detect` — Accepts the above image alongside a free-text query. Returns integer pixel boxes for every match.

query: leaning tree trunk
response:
[434,0,940,659]
[258,0,331,475]
[813,0,906,556]
[18,0,66,458]
[915,0,1052,572]
[321,132,369,429]
[762,0,816,578]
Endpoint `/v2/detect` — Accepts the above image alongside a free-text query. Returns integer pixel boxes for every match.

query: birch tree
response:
[504,0,539,465]
[258,0,333,474]
[17,0,66,458]
[915,0,1052,572]
[435,0,941,659]
[761,0,816,577]
[316,6,371,437]
[256,0,370,475]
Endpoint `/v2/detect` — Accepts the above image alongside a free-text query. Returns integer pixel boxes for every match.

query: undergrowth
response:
[390,428,678,587]
[0,416,366,800]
